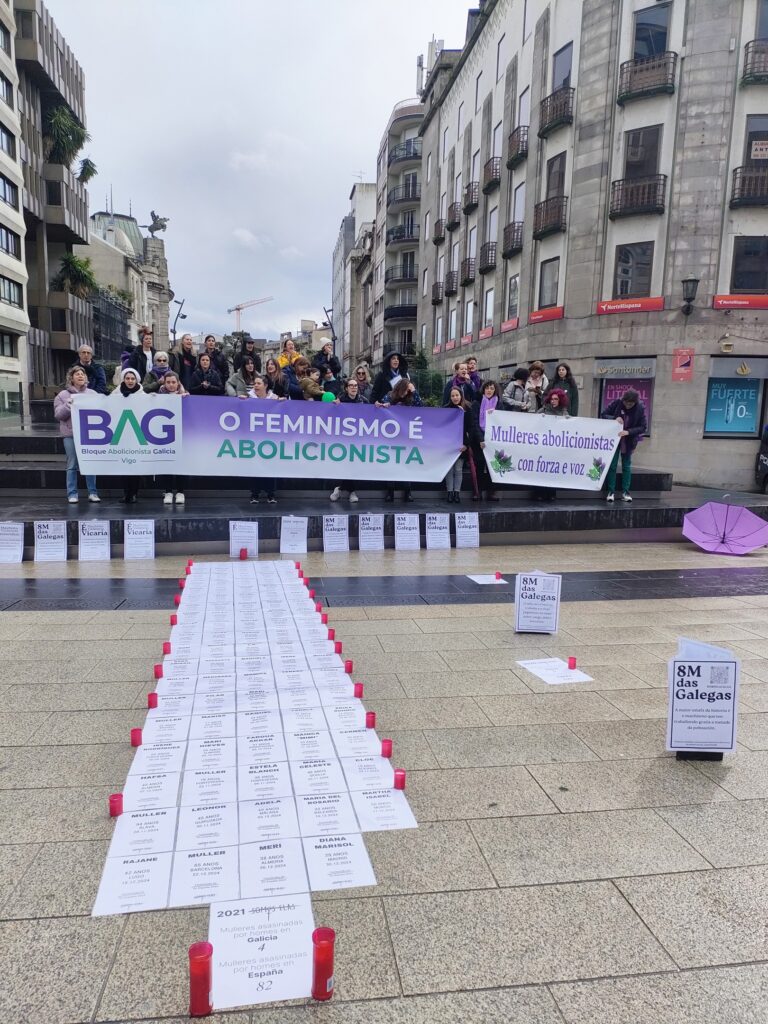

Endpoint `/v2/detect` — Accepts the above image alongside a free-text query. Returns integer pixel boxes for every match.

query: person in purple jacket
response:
[53,366,100,504]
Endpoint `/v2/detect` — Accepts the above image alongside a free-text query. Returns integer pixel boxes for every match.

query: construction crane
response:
[226,296,274,333]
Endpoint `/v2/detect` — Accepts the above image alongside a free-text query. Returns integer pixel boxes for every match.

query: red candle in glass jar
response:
[495,570,502,580]
[353,682,363,698]
[147,692,158,709]
[308,588,316,599]
[365,711,376,729]
[381,738,393,758]
[393,768,406,790]
[188,941,213,1017]
[568,656,577,670]
[162,641,171,655]
[108,793,123,817]
[328,628,335,641]
[178,578,185,590]
[239,547,247,561]
[321,613,328,624]
[130,728,142,747]
[153,663,163,679]
[170,613,178,626]
[185,565,192,575]
[311,927,335,1002]
[344,659,353,674]
[315,602,322,613]
[174,594,181,606]
[334,641,342,654]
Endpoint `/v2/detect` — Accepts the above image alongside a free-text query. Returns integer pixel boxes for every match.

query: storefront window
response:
[599,378,653,435]
[704,378,763,437]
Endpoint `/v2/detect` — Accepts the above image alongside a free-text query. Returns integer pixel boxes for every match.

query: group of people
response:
[54,332,646,506]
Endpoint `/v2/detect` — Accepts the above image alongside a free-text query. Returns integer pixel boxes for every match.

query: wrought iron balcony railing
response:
[478,242,497,274]
[384,263,418,284]
[460,257,476,286]
[532,196,568,239]
[742,39,768,85]
[463,181,480,214]
[386,224,420,246]
[730,166,768,208]
[433,218,445,244]
[431,281,444,305]
[446,202,461,231]
[538,86,575,138]
[507,125,529,169]
[617,52,678,105]
[502,221,524,258]
[386,183,421,206]
[388,138,422,165]
[444,270,459,296]
[482,157,501,194]
[609,174,667,219]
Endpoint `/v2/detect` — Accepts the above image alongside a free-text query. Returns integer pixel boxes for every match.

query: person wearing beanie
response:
[601,388,648,502]
[53,366,100,504]
[501,367,531,412]
[111,368,144,502]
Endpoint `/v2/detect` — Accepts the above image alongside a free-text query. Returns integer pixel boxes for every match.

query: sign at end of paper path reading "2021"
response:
[667,659,739,752]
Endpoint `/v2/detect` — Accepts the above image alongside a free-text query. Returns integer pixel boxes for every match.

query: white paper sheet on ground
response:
[289,758,347,796]
[322,702,366,731]
[238,797,301,843]
[350,788,418,831]
[122,771,181,812]
[188,713,237,741]
[193,691,237,715]
[109,807,179,857]
[341,756,395,792]
[92,852,172,916]
[180,767,238,807]
[296,791,360,836]
[238,838,309,898]
[467,574,508,584]
[176,803,239,850]
[154,676,197,697]
[141,714,191,745]
[209,893,314,1009]
[196,674,237,693]
[236,709,283,737]
[237,731,288,765]
[128,742,187,775]
[331,727,381,757]
[454,511,480,548]
[425,513,451,550]
[323,514,350,552]
[516,657,594,684]
[151,694,194,717]
[185,736,238,770]
[237,762,294,802]
[280,707,329,733]
[169,845,240,907]
[0,521,23,563]
[302,833,376,891]
[284,730,337,761]
[394,513,420,550]
[78,520,111,561]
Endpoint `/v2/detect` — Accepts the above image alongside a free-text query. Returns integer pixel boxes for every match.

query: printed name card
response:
[454,511,479,548]
[0,521,24,563]
[323,514,349,552]
[425,513,451,550]
[229,520,259,558]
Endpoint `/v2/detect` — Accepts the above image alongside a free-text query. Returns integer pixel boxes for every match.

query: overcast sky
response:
[46,0,470,341]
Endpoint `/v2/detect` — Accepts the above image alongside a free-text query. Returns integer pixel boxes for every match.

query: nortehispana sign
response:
[72,394,463,481]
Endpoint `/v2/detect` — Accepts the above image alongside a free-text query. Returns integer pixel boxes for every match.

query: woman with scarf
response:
[190,352,225,396]
[53,366,100,504]
[442,386,475,503]
[226,355,258,397]
[141,351,172,392]
[111,368,144,503]
[532,389,570,502]
[471,380,502,502]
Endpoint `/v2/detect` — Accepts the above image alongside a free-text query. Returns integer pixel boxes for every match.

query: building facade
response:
[331,181,376,371]
[0,1,30,417]
[417,0,768,489]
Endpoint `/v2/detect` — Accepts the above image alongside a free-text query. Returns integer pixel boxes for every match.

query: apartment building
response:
[417,0,768,489]
[0,1,29,416]
[16,0,90,392]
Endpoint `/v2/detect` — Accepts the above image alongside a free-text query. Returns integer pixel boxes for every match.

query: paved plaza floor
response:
[1,542,768,1022]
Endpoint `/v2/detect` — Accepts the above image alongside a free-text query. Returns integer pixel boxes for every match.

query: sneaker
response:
[88,493,101,503]
[67,495,78,504]
[250,496,260,504]
[605,492,615,503]
[349,491,359,503]
[621,492,633,502]
[330,486,341,501]
[163,492,173,505]
[267,496,277,504]
[175,493,185,503]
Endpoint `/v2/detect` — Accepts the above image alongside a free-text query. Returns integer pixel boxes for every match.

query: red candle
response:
[153,663,163,679]
[294,561,301,570]
[315,602,322,613]
[174,594,181,606]
[311,927,335,1002]
[187,558,194,566]
[108,793,123,817]
[162,641,171,655]
[321,613,328,624]
[185,565,192,575]
[568,656,577,670]
[381,738,393,758]
[308,588,316,599]
[130,728,142,747]
[393,768,406,790]
[334,641,342,654]
[170,613,178,626]
[178,578,185,590]
[366,711,376,729]
[303,578,310,588]
[147,692,158,709]
[344,659,353,674]
[495,570,502,580]
[239,547,247,560]
[188,941,213,1017]
[298,568,304,578]
[353,682,363,698]
[328,628,335,641]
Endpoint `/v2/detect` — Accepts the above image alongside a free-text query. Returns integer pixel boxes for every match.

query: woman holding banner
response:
[53,366,100,505]
[381,379,421,503]
[471,380,502,502]
[601,388,647,503]
[442,386,474,503]
[111,368,144,503]
[329,376,369,504]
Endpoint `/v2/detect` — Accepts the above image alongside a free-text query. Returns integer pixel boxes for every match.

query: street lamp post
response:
[171,298,187,341]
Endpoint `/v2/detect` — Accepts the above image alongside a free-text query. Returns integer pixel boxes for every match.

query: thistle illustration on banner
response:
[588,456,606,481]
[491,449,513,475]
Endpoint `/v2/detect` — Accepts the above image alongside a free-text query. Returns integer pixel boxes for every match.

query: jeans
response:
[606,448,632,493]
[443,456,464,491]
[63,435,97,498]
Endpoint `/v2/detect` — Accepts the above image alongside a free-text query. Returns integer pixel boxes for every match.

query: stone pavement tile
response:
[0,844,40,907]
[0,711,50,745]
[86,658,157,682]
[557,626,668,646]
[407,766,556,822]
[551,963,768,1024]
[657,800,768,868]
[324,606,372,620]
[397,669,531,698]
[379,633,482,652]
[545,644,668,666]
[4,639,150,662]
[313,821,497,901]
[469,808,708,886]
[529,759,733,812]
[734,713,768,750]
[415,614,514,633]
[4,659,96,684]
[364,604,455,619]
[475,692,627,725]
[569,719,672,760]
[472,631,561,651]
[248,987,562,1023]
[616,865,768,968]
[740,681,768,711]
[0,786,115,843]
[372,697,491,731]
[332,618,425,636]
[440,647,552,671]
[106,1017,248,1024]
[600,688,669,718]
[695,750,768,798]
[121,620,182,639]
[0,916,123,1024]
[738,620,768,639]
[346,652,450,675]
[383,883,675,994]
[0,743,134,789]
[96,908,208,1020]
[331,637,385,655]
[650,623,761,643]
[739,661,768,683]
[728,639,768,657]
[386,731,440,769]
[343,674,408,700]
[29,709,145,745]
[17,621,132,641]
[424,725,598,768]
[1,839,109,919]
[3,680,145,712]
[518,665,651,693]
[623,662,669,688]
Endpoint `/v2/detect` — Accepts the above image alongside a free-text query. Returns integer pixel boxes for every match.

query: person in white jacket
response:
[53,365,100,504]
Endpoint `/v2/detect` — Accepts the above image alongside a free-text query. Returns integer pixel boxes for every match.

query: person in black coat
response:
[470,380,503,501]
[202,334,230,380]
[601,389,648,502]
[168,333,198,393]
[128,329,156,379]
[442,386,477,502]
[72,344,107,394]
[441,360,477,405]
[190,352,225,395]
[233,337,262,373]
[371,351,409,404]
[329,377,369,504]
[312,341,341,377]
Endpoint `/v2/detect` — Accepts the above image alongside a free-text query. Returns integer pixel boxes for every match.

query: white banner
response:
[483,411,620,490]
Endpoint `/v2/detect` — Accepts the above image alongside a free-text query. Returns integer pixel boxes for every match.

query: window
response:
[475,71,483,113]
[0,333,15,357]
[442,127,449,160]
[46,179,62,205]
[465,299,475,334]
[483,286,494,326]
[539,257,560,308]
[0,121,15,158]
[487,205,498,241]
[546,152,566,198]
[613,242,654,298]
[0,72,12,109]
[492,121,503,158]
[745,115,768,165]
[420,323,427,350]
[496,34,506,81]
[468,225,477,259]
[438,253,445,280]
[51,308,67,332]
[731,236,768,293]
[634,4,671,61]
[449,306,457,340]
[523,0,531,41]
[552,42,573,91]
[450,242,459,271]
[508,274,519,318]
[0,173,18,209]
[435,315,443,346]
[457,102,464,138]
[422,268,429,296]
[17,10,34,38]
[0,224,20,258]
[624,125,661,178]
[518,87,530,127]
[399,328,413,350]
[440,191,447,218]
[455,171,462,202]
[426,151,432,183]
[513,181,526,222]
[471,149,480,181]
[424,210,430,238]
[0,22,10,55]
[760,0,768,37]
[0,274,22,307]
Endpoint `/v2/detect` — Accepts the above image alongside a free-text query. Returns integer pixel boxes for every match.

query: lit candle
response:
[170,613,178,626]
[568,656,577,670]
[321,613,328,624]
[309,588,316,599]
[188,941,213,1017]
[315,602,322,613]
[239,547,248,560]
[328,628,335,641]
[185,565,192,575]
[495,570,502,580]
[174,594,181,606]
[178,578,185,590]
[311,927,335,1002]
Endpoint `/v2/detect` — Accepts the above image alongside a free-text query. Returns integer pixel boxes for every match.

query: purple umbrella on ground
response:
[683,501,768,555]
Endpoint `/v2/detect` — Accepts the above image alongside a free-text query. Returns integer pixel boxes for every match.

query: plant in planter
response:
[77,157,97,183]
[50,253,98,298]
[43,105,90,165]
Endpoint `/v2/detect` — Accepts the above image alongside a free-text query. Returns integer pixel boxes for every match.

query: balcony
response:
[431,281,444,305]
[463,181,480,214]
[743,40,768,84]
[386,224,420,247]
[460,257,476,286]
[444,270,459,296]
[617,52,678,105]
[384,263,418,285]
[502,221,524,258]
[730,166,768,208]
[47,291,92,351]
[433,218,446,245]
[43,164,89,244]
[609,175,667,219]
[479,242,497,275]
[538,86,575,138]
[483,157,501,194]
[507,125,529,169]
[386,183,421,207]
[383,304,417,323]
[533,196,568,239]
[446,201,461,231]
[388,138,422,166]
